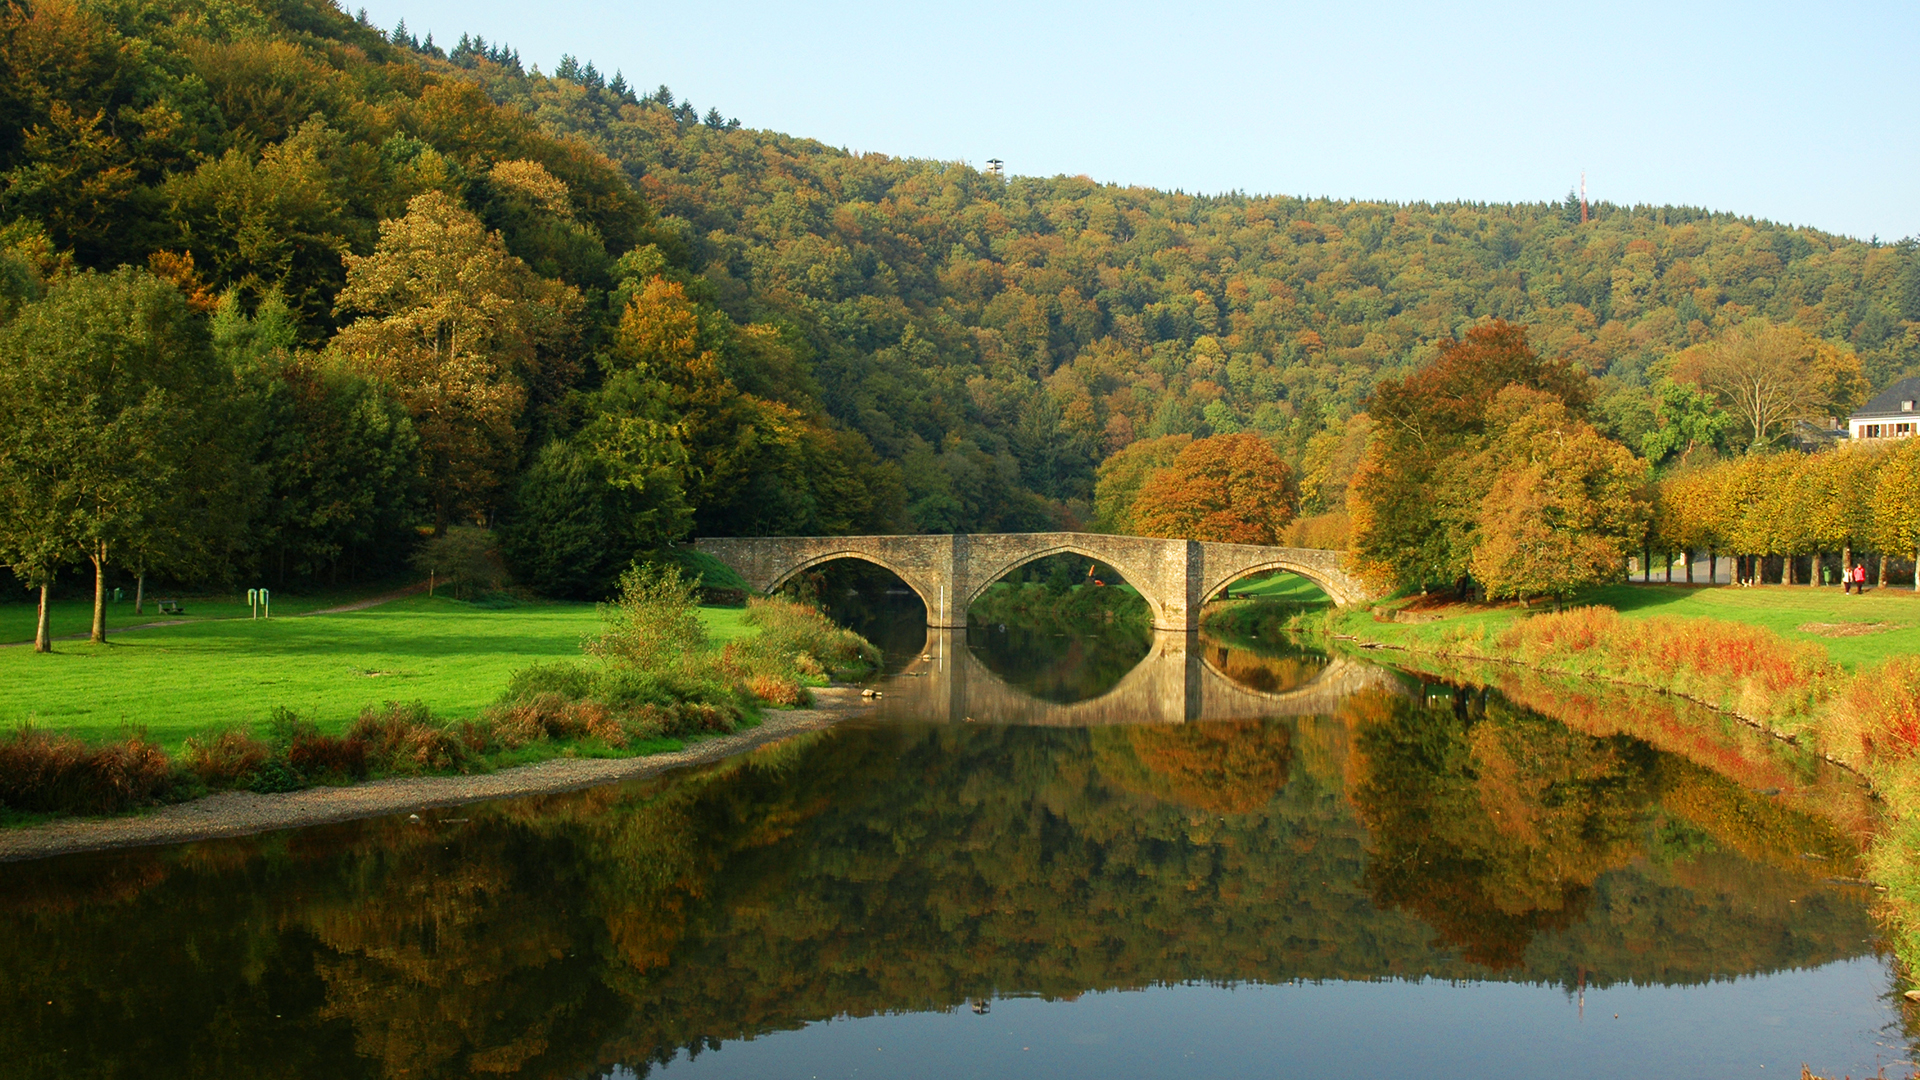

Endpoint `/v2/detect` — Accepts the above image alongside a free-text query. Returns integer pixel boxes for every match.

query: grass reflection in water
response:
[0,670,1889,1080]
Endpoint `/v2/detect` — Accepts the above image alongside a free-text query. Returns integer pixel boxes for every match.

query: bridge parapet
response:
[695,532,1380,630]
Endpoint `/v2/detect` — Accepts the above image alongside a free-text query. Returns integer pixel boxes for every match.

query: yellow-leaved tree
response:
[1468,388,1649,606]
[1873,439,1920,591]
[332,191,581,530]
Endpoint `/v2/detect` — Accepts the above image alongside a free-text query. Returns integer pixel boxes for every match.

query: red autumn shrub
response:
[1832,657,1920,765]
[747,674,806,707]
[181,728,272,787]
[287,729,370,779]
[0,728,173,815]
[1493,606,1838,725]
[347,702,469,773]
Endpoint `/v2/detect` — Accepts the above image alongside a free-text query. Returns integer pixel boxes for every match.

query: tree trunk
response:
[135,572,145,614]
[1709,548,1717,584]
[1664,552,1672,584]
[1786,555,1795,585]
[1685,549,1694,584]
[1643,543,1651,583]
[1914,544,1918,592]
[1879,553,1888,588]
[91,544,108,643]
[35,582,52,653]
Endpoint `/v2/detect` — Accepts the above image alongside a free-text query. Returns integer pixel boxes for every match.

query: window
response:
[1904,400,1916,412]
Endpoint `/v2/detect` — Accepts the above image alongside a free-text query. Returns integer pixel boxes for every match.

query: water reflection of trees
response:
[1343,686,1869,972]
[0,694,1880,1080]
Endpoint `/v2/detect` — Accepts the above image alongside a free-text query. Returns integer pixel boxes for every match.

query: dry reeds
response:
[1491,606,1839,731]
[0,727,172,815]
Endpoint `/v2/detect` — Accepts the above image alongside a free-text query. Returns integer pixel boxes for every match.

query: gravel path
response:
[0,687,874,863]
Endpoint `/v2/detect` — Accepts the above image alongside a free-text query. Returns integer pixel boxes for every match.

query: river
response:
[0,598,1911,1078]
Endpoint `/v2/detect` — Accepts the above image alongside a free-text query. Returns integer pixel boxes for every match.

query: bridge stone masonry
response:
[694,532,1377,630]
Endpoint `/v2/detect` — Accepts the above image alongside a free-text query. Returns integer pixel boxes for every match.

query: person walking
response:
[1853,562,1868,594]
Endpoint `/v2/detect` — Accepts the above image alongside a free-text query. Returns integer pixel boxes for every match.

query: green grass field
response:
[0,596,759,751]
[1340,581,1920,670]
[0,584,414,646]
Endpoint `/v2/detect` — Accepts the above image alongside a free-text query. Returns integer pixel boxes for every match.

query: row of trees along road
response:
[1341,318,1914,605]
[1650,438,1920,588]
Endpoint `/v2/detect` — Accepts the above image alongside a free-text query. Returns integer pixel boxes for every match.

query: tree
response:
[0,267,234,643]
[1349,320,1591,592]
[1801,448,1882,581]
[1668,321,1835,450]
[1091,434,1190,533]
[1653,464,1730,583]
[331,191,582,531]
[499,437,688,599]
[1870,440,1920,591]
[1130,434,1298,544]
[1468,391,1648,605]
[1640,378,1733,469]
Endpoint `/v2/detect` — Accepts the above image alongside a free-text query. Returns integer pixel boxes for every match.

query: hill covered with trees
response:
[2,0,1916,605]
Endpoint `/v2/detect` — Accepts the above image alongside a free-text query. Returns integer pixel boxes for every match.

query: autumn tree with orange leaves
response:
[1349,320,1596,594]
[1129,433,1299,544]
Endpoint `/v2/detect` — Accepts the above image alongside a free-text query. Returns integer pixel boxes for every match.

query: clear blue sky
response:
[359,0,1920,241]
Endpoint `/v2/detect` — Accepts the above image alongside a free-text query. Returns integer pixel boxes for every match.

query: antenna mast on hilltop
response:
[1580,171,1589,225]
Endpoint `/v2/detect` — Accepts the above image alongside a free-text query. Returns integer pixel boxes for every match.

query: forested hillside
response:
[2,0,1916,600]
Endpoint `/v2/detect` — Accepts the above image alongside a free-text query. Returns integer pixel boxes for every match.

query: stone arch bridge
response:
[696,532,1376,631]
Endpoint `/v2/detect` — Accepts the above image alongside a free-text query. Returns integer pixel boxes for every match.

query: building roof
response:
[1850,375,1920,421]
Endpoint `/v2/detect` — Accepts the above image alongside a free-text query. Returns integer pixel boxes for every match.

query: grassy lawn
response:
[1340,581,1920,670]
[0,582,416,646]
[0,596,757,751]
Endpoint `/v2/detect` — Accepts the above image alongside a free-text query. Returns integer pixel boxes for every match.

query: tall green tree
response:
[0,267,235,643]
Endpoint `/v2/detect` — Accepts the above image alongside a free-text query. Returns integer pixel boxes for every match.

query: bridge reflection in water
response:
[875,628,1409,725]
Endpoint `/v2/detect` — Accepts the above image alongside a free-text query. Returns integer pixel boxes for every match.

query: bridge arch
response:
[962,543,1171,629]
[1202,558,1339,605]
[763,549,936,619]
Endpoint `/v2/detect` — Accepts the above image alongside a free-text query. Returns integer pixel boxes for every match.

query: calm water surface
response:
[3,607,1912,1079]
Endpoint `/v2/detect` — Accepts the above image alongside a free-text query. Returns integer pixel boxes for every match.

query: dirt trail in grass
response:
[0,687,874,862]
[301,582,429,615]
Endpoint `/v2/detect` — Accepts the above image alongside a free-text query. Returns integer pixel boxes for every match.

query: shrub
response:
[181,727,273,788]
[288,729,371,780]
[347,702,470,773]
[588,563,708,671]
[1490,606,1839,728]
[502,662,595,701]
[725,597,879,685]
[1830,657,1920,767]
[0,727,173,815]
[747,674,807,707]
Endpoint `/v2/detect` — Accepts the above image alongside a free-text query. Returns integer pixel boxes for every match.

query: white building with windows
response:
[1849,375,1920,441]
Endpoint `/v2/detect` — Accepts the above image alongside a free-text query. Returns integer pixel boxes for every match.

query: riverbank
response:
[0,685,875,862]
